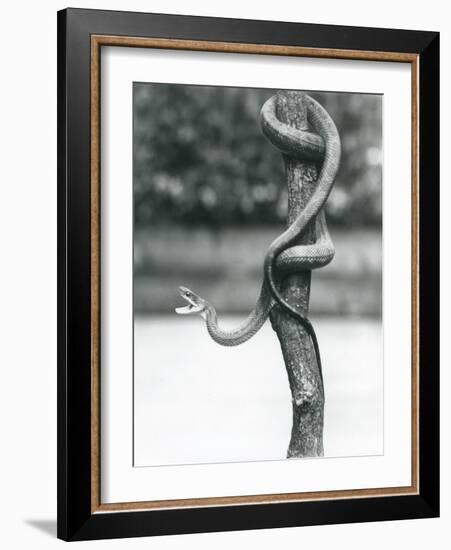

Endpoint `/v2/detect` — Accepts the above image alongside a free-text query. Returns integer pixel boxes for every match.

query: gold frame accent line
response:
[90,34,420,514]
[411,56,420,492]
[91,35,101,513]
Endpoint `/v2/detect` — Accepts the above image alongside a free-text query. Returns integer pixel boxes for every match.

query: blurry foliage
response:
[134,83,382,227]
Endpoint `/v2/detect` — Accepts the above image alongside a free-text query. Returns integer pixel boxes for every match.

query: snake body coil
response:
[176,94,341,387]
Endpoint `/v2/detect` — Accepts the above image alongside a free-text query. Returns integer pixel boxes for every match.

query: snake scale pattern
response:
[176,94,341,387]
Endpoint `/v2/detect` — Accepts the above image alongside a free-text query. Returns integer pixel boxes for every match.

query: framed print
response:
[57,8,439,541]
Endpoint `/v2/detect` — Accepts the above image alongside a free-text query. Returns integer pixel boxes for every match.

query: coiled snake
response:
[176,94,341,389]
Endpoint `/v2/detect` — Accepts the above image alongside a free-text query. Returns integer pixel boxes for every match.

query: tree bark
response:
[269,91,325,458]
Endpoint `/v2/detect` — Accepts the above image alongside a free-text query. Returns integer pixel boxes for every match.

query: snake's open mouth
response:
[175,286,204,315]
[175,302,200,314]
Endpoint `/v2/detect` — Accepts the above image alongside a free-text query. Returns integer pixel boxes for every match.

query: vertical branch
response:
[269,91,325,458]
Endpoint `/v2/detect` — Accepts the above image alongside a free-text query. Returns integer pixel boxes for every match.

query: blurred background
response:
[133,83,383,466]
[133,83,382,317]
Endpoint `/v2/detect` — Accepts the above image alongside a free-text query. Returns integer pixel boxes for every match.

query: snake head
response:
[175,286,206,316]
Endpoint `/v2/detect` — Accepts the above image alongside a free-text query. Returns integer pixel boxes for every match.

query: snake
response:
[176,94,341,388]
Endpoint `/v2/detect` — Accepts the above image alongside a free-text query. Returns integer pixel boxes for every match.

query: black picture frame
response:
[57,7,439,541]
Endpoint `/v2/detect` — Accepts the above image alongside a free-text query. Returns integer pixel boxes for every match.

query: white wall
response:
[0,1,447,548]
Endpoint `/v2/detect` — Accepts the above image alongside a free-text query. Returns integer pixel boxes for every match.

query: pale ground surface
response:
[134,316,383,466]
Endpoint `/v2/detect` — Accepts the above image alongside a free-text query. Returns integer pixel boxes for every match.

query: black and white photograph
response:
[0,0,444,546]
[133,83,383,467]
